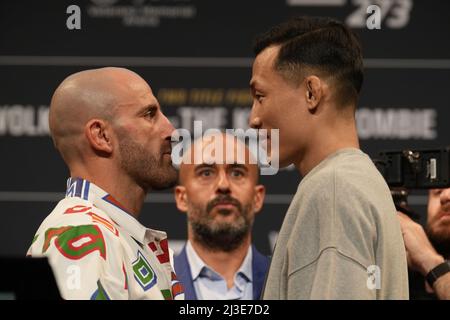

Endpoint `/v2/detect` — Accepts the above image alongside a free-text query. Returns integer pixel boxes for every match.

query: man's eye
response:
[199,169,213,177]
[230,170,244,177]
[255,94,264,102]
[145,108,157,118]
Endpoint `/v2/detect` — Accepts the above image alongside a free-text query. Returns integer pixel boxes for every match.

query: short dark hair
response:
[253,16,364,108]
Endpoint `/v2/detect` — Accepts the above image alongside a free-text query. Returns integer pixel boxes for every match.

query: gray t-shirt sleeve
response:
[287,247,376,299]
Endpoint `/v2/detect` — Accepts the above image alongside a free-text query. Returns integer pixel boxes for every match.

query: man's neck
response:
[71,165,146,217]
[190,237,251,289]
[295,119,360,177]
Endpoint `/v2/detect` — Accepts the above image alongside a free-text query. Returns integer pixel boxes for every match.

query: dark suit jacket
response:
[174,244,270,300]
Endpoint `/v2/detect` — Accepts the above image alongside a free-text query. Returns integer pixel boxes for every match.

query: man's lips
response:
[434,209,450,223]
[212,204,237,216]
[214,202,236,207]
[437,210,450,219]
[207,196,242,214]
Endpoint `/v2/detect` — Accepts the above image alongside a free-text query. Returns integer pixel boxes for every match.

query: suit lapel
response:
[174,246,198,300]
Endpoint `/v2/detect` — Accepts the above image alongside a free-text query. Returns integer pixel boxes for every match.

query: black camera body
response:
[376,147,450,189]
[375,147,450,218]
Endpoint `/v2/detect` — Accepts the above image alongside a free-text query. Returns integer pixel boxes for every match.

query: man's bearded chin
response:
[190,203,253,252]
[426,224,450,259]
[118,137,177,191]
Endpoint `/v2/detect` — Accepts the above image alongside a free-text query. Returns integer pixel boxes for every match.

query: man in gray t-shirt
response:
[249,17,408,299]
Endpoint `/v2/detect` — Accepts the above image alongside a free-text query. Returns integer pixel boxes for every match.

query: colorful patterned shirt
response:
[27,178,184,300]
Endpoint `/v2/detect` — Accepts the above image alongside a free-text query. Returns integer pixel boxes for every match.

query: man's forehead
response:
[193,162,253,170]
[182,134,257,165]
[251,45,280,86]
[115,85,159,112]
[180,161,258,178]
[178,161,258,186]
[127,79,155,100]
[430,188,447,195]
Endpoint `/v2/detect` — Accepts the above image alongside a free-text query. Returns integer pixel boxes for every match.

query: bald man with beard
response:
[27,67,184,300]
[173,133,269,300]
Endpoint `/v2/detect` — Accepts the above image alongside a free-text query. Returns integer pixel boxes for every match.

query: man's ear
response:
[253,184,266,214]
[304,75,323,112]
[174,185,188,213]
[85,119,114,154]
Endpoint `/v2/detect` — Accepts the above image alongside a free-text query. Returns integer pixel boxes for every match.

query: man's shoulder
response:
[307,151,387,197]
[41,197,114,228]
[252,245,270,270]
[299,151,369,188]
[310,150,375,179]
[334,154,394,208]
[295,151,394,221]
[29,197,121,255]
[173,246,187,266]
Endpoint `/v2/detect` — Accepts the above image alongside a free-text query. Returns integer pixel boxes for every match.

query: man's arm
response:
[30,223,126,299]
[397,212,450,299]
[288,247,376,299]
[433,273,450,300]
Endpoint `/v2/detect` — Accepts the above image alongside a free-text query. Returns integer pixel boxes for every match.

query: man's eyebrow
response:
[249,80,256,91]
[250,80,264,94]
[194,163,215,170]
[137,103,157,114]
[227,164,249,171]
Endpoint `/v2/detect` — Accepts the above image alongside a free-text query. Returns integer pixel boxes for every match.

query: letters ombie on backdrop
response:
[0,0,449,256]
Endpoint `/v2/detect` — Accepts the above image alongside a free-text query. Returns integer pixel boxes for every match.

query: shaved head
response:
[49,67,148,163]
[49,67,177,193]
[178,132,259,185]
[174,132,264,252]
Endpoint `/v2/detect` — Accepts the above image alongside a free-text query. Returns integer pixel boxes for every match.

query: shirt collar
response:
[237,245,253,282]
[65,177,167,245]
[185,240,253,283]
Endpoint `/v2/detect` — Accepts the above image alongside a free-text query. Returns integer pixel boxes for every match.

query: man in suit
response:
[173,133,269,300]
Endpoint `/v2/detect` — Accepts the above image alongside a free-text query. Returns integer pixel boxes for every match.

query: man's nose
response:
[249,116,262,129]
[216,171,231,194]
[161,113,175,140]
[440,188,450,208]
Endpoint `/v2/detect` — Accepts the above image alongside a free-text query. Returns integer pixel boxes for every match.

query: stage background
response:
[0,0,449,256]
